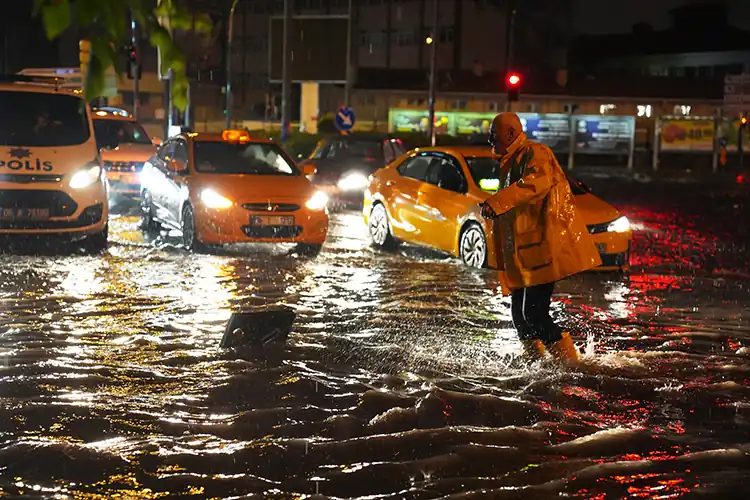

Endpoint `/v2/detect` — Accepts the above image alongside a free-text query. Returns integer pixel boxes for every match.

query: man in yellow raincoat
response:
[480,112,602,364]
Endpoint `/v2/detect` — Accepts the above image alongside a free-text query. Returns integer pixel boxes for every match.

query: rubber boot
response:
[547,331,579,365]
[520,339,546,361]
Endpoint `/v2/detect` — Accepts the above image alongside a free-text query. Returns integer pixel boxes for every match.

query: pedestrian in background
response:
[480,112,601,364]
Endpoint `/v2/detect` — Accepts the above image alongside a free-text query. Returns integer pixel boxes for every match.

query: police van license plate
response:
[250,215,294,226]
[0,207,50,220]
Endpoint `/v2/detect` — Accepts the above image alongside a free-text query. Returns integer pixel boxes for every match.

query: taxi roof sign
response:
[222,129,251,143]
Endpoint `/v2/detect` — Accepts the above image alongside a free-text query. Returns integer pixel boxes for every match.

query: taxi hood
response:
[192,173,317,201]
[100,143,156,163]
[0,141,99,176]
[575,193,621,225]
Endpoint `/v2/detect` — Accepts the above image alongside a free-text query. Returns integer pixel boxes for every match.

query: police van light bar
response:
[92,106,132,118]
[1,74,64,89]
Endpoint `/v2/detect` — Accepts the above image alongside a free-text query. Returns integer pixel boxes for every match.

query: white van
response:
[0,75,108,252]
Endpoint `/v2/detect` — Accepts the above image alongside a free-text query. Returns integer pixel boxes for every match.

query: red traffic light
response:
[507,74,521,86]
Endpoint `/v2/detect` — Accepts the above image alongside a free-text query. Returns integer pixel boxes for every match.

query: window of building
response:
[488,101,499,112]
[600,104,617,114]
[392,30,416,46]
[439,26,454,43]
[525,103,538,113]
[359,94,376,106]
[407,98,426,107]
[452,100,467,110]
[246,73,269,90]
[673,105,691,116]
[360,31,387,47]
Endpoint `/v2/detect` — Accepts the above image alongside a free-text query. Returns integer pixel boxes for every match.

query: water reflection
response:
[1,184,750,497]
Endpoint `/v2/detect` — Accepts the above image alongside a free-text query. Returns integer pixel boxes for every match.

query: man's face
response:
[488,125,501,155]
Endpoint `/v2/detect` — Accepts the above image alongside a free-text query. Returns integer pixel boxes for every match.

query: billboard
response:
[388,110,635,155]
[574,115,635,154]
[660,118,715,151]
[269,17,350,83]
[389,109,453,135]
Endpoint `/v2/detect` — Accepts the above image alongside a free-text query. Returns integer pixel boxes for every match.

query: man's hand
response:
[480,202,498,219]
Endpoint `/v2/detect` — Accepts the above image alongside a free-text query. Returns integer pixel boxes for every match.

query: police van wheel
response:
[182,204,207,253]
[83,224,109,255]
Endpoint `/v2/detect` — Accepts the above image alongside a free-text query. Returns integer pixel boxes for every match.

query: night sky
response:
[572,0,750,33]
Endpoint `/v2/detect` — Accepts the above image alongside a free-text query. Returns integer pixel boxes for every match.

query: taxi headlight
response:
[200,188,233,209]
[607,216,630,233]
[337,172,369,191]
[305,190,329,211]
[69,164,102,189]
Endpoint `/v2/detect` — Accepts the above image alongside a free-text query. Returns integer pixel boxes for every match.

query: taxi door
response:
[387,153,433,242]
[417,154,470,253]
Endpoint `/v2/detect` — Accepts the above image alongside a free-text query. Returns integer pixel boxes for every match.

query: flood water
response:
[1,181,749,498]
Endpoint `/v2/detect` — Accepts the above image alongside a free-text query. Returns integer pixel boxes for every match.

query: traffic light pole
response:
[225,0,240,129]
[427,0,438,147]
[504,1,517,112]
[281,0,292,142]
[131,14,139,121]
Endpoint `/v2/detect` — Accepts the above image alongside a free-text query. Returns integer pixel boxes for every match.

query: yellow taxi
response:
[139,130,329,252]
[91,107,159,197]
[363,146,632,271]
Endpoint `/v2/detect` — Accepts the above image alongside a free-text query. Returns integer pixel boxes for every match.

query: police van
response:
[0,74,108,252]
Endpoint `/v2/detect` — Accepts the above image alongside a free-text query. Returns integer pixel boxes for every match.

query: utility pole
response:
[225,0,240,129]
[131,13,140,121]
[504,0,517,112]
[343,0,353,107]
[426,0,438,147]
[281,0,292,142]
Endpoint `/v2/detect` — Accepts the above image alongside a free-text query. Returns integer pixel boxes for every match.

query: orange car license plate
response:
[0,207,50,220]
[250,215,295,226]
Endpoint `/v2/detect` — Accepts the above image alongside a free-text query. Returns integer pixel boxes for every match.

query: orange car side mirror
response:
[302,163,317,176]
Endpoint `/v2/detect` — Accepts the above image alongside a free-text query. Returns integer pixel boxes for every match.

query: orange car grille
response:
[242,203,300,212]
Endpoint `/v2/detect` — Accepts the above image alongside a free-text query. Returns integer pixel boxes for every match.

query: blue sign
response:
[335,106,355,132]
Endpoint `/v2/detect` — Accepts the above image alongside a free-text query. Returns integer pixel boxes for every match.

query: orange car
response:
[363,146,631,271]
[139,130,329,252]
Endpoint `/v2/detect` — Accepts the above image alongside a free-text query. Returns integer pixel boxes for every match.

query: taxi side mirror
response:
[152,136,162,146]
[167,158,187,174]
[302,163,317,176]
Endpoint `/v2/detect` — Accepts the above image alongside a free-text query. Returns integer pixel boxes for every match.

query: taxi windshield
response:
[194,141,299,176]
[93,119,151,149]
[0,91,90,147]
[465,157,499,187]
[466,156,593,195]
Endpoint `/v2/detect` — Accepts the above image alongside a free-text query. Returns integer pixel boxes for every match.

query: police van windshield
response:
[93,119,151,149]
[194,142,299,176]
[0,91,90,147]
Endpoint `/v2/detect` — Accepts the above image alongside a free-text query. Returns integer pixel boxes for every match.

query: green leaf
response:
[41,0,72,40]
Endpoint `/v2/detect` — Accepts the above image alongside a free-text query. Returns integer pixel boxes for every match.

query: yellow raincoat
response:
[486,132,601,294]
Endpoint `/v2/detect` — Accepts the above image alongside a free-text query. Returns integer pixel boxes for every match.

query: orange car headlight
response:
[607,216,630,233]
[200,188,233,209]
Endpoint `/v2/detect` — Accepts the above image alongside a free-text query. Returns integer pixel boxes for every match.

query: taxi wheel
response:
[296,243,322,256]
[83,224,109,255]
[181,204,207,253]
[459,223,488,269]
[369,203,397,249]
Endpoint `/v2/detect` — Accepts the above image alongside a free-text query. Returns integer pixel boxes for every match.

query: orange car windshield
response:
[193,141,299,176]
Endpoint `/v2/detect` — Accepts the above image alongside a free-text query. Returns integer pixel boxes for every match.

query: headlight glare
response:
[305,190,329,210]
[337,172,369,191]
[200,188,233,209]
[607,216,630,233]
[69,164,102,189]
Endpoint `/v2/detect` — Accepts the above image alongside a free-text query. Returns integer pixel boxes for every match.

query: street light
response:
[426,0,438,147]
[225,0,240,129]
